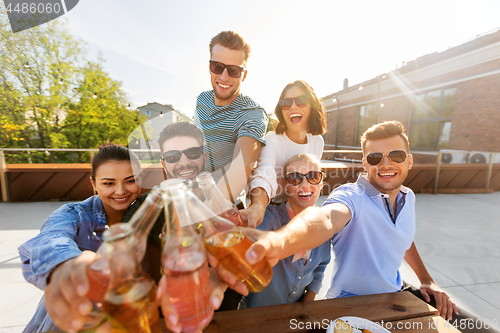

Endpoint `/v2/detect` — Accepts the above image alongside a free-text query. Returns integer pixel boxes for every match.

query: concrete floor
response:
[1,193,499,332]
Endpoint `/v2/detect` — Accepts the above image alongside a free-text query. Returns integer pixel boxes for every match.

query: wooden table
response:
[202,291,461,333]
[48,291,461,333]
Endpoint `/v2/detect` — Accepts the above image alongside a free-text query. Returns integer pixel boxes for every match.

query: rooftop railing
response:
[1,147,498,202]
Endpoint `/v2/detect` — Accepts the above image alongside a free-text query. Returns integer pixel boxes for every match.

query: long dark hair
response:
[91,143,141,181]
[275,80,326,136]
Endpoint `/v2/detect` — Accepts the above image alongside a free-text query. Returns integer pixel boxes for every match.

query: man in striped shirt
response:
[194,31,268,209]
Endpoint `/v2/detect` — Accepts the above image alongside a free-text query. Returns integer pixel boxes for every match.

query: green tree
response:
[0,12,142,163]
[62,56,144,161]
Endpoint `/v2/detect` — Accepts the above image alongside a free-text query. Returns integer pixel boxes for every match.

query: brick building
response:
[322,29,500,164]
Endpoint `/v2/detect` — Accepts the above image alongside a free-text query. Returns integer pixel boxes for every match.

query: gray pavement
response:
[1,193,500,332]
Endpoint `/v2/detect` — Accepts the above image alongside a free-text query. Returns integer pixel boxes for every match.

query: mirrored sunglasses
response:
[162,147,203,164]
[366,149,408,166]
[209,60,246,78]
[279,95,309,110]
[285,171,324,186]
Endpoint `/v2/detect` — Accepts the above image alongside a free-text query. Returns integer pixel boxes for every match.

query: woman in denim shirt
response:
[18,144,142,333]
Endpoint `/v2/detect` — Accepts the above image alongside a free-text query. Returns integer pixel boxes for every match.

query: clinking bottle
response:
[160,179,213,332]
[84,188,163,330]
[101,223,162,333]
[179,182,273,293]
[195,171,248,227]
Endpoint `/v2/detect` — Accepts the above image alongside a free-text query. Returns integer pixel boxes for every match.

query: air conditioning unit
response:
[440,150,469,164]
[469,151,491,164]
[493,153,500,164]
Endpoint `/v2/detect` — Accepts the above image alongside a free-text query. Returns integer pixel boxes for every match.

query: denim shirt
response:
[18,196,108,332]
[245,203,331,308]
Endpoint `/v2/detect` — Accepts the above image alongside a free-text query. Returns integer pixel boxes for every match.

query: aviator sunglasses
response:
[285,171,324,186]
[365,149,408,166]
[209,60,246,78]
[162,147,203,164]
[279,95,310,110]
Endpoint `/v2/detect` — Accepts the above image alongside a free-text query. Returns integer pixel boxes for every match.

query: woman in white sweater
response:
[242,80,326,227]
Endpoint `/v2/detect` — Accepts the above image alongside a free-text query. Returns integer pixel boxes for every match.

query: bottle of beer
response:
[126,187,164,261]
[178,183,273,293]
[160,179,213,332]
[101,224,162,333]
[84,188,163,330]
[196,171,247,227]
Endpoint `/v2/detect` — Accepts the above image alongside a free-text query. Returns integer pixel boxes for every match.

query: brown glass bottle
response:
[101,224,161,333]
[83,188,163,330]
[196,171,247,227]
[160,179,213,332]
[180,185,273,293]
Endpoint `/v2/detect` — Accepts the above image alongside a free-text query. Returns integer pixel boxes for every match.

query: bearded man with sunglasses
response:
[244,121,459,321]
[194,31,268,209]
[122,122,207,284]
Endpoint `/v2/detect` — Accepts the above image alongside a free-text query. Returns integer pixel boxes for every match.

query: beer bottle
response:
[196,171,247,227]
[179,183,273,293]
[160,179,213,332]
[102,224,161,333]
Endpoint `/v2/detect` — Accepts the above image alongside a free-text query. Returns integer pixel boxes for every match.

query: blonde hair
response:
[284,153,321,173]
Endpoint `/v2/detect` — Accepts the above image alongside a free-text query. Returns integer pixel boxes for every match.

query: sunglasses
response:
[365,150,408,166]
[285,171,324,186]
[162,147,203,164]
[279,95,310,110]
[209,60,246,78]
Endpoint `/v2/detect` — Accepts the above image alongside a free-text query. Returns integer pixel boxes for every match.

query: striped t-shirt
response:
[194,90,268,172]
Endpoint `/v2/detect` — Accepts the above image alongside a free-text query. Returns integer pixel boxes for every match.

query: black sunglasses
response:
[209,60,246,78]
[366,150,408,166]
[162,147,203,164]
[279,95,310,110]
[285,171,324,186]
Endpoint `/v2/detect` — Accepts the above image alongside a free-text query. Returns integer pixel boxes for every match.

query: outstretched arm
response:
[404,242,459,320]
[245,203,350,266]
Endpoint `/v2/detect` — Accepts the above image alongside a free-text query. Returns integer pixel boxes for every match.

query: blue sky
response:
[59,0,500,118]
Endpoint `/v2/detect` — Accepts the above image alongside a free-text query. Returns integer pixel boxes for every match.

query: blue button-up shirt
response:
[18,196,108,332]
[323,174,415,299]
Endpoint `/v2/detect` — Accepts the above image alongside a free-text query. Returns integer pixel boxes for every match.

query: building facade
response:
[322,29,500,164]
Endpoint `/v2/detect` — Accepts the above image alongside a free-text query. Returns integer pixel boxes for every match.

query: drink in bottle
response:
[203,230,272,293]
[160,179,213,332]
[179,184,273,293]
[162,250,212,331]
[82,188,163,330]
[103,273,161,333]
[101,224,161,333]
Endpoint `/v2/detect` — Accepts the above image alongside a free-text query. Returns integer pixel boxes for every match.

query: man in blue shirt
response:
[245,121,459,320]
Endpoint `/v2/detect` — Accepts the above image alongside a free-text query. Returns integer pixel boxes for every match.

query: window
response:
[356,103,378,146]
[409,88,456,149]
[145,110,151,116]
